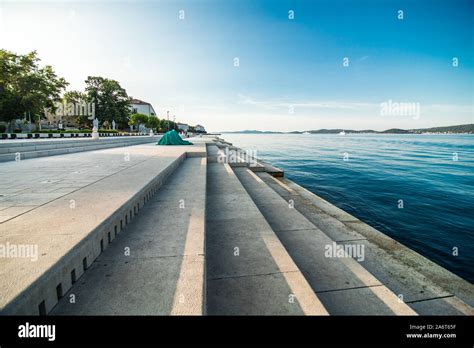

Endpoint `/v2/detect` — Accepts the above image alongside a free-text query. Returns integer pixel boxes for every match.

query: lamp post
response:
[167,111,170,131]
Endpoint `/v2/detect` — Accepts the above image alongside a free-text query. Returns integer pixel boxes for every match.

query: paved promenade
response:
[0,143,199,222]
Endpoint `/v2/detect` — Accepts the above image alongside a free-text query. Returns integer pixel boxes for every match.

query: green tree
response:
[63,90,87,104]
[63,90,90,128]
[145,116,160,131]
[129,113,149,131]
[84,76,131,130]
[160,120,177,132]
[0,50,68,127]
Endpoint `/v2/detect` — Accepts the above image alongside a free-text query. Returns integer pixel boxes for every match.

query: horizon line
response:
[216,123,474,133]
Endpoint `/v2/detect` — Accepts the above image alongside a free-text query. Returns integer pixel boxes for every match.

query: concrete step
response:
[0,143,206,315]
[205,143,221,163]
[205,145,328,315]
[0,136,156,151]
[254,159,284,177]
[0,136,159,162]
[258,173,474,315]
[51,157,206,315]
[209,143,268,173]
[233,167,417,315]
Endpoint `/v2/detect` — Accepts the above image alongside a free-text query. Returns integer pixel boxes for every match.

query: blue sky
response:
[1,0,473,131]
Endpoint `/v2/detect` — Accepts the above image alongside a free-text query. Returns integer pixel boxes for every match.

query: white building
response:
[130,98,157,116]
[195,124,206,133]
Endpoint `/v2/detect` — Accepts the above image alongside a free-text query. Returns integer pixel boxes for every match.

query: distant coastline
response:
[221,124,474,135]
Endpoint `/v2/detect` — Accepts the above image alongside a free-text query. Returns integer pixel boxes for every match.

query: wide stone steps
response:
[205,145,328,315]
[0,143,205,315]
[0,136,159,162]
[2,137,470,315]
[256,173,474,315]
[233,166,416,315]
[51,157,206,315]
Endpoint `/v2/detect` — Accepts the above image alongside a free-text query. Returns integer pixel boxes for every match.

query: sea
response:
[223,133,474,283]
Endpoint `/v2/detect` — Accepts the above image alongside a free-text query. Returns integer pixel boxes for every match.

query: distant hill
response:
[221,124,473,134]
[380,128,412,134]
[409,124,474,134]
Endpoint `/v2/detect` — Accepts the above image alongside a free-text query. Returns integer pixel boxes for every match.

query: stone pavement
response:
[0,141,206,314]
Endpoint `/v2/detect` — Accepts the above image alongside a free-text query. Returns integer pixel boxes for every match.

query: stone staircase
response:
[0,136,159,162]
[52,157,206,315]
[232,166,414,315]
[1,137,472,315]
[205,146,327,315]
[0,142,204,315]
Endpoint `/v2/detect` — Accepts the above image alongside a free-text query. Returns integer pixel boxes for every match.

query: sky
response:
[0,0,473,132]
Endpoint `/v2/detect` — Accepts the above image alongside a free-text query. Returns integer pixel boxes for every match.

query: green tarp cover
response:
[157,130,193,145]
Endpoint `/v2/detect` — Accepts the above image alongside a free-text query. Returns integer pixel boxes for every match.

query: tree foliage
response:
[145,116,160,131]
[0,50,68,123]
[63,90,90,128]
[129,113,149,126]
[84,76,131,129]
[160,120,178,132]
[0,50,193,133]
[63,90,87,104]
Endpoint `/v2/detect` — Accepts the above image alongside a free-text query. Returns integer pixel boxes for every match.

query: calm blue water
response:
[224,134,474,283]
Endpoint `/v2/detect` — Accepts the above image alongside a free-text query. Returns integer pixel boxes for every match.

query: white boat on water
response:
[339,130,346,135]
[303,132,310,135]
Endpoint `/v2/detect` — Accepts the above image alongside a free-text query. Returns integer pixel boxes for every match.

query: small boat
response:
[339,130,346,135]
[303,132,310,135]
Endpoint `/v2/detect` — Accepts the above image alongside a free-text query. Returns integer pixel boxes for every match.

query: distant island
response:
[221,124,474,135]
